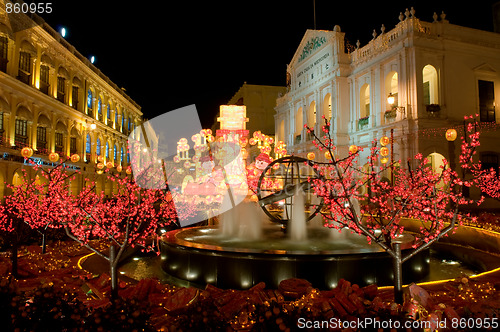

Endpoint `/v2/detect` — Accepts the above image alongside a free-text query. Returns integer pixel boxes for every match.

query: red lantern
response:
[116,165,123,172]
[349,145,358,154]
[96,162,104,170]
[307,152,315,160]
[126,167,132,174]
[48,152,59,162]
[106,161,114,168]
[21,147,33,158]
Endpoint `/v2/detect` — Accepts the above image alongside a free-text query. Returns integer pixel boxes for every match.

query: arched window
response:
[360,84,370,118]
[96,138,101,155]
[86,134,91,154]
[386,72,398,107]
[308,101,316,127]
[114,145,117,160]
[115,111,118,128]
[121,147,124,163]
[295,107,303,135]
[422,65,439,105]
[106,142,109,158]
[97,98,102,121]
[323,93,332,121]
[107,104,111,122]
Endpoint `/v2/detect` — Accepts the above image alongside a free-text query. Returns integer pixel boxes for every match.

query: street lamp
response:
[387,93,406,117]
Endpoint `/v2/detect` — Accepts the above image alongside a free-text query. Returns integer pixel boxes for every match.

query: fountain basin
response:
[160,225,430,289]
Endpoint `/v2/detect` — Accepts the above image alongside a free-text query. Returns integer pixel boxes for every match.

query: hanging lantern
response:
[116,165,123,172]
[184,161,191,169]
[126,167,132,174]
[380,147,389,157]
[325,151,332,160]
[48,152,59,162]
[349,145,358,154]
[445,128,457,141]
[380,136,390,146]
[106,161,114,168]
[21,147,33,158]
[381,157,389,164]
[307,152,315,160]
[96,169,104,175]
[96,162,104,170]
[70,154,80,163]
[97,155,104,162]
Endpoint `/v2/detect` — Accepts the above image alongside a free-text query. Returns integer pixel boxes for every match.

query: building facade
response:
[275,9,500,205]
[0,4,142,199]
[228,82,286,136]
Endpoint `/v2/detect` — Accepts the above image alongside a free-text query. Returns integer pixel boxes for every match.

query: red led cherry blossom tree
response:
[1,154,189,297]
[306,115,488,303]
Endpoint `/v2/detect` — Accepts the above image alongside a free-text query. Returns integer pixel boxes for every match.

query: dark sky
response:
[42,0,499,128]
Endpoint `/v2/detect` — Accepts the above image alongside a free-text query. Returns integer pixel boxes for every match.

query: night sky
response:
[41,0,499,128]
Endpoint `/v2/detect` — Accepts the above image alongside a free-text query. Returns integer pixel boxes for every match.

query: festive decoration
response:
[21,147,33,158]
[96,162,104,170]
[379,147,389,157]
[307,152,315,160]
[70,154,80,163]
[116,165,123,172]
[305,114,491,303]
[445,128,458,141]
[48,152,59,162]
[106,161,113,168]
[380,136,390,146]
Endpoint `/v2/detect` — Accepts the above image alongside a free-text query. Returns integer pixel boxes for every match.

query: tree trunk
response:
[109,245,118,299]
[41,233,46,254]
[392,242,403,304]
[11,241,18,279]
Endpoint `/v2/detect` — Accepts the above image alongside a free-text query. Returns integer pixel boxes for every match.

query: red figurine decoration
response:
[246,153,273,193]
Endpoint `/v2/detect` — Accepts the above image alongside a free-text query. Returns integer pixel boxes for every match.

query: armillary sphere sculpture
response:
[256,156,324,228]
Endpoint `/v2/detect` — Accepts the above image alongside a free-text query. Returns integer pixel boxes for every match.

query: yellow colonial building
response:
[0,2,142,199]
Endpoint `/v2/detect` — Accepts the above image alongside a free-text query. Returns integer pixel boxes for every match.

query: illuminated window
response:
[0,36,7,72]
[87,89,93,110]
[114,145,117,161]
[72,86,79,110]
[106,142,109,158]
[360,84,370,118]
[422,65,438,105]
[97,98,103,121]
[96,138,101,155]
[86,134,91,154]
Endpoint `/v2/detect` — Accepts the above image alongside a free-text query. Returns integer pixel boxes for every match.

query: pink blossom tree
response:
[306,115,486,303]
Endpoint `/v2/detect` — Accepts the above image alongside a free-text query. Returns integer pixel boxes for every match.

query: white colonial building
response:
[275,8,500,204]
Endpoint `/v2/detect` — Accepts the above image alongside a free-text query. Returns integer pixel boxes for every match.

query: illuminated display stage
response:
[160,224,430,290]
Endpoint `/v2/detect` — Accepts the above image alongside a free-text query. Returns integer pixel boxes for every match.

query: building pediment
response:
[290,30,334,68]
[473,63,497,75]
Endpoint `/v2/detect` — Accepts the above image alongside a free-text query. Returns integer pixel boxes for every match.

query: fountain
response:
[160,193,430,290]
